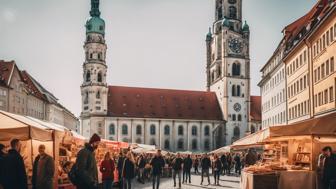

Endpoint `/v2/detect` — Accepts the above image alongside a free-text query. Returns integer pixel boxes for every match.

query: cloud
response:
[2,9,17,23]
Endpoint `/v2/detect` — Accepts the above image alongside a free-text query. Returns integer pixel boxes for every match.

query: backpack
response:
[68,162,79,186]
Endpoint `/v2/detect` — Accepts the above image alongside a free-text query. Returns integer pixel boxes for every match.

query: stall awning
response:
[210,146,231,154]
[0,111,53,141]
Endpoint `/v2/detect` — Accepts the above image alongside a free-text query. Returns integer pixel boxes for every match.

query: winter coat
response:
[0,152,6,187]
[213,159,222,172]
[100,159,115,181]
[2,149,28,189]
[323,153,336,182]
[183,157,193,170]
[32,154,55,189]
[75,143,98,188]
[201,157,211,170]
[150,156,165,176]
[122,158,135,179]
[172,158,183,171]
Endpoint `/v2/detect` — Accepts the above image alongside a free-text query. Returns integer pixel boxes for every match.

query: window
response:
[97,72,102,82]
[232,114,236,121]
[136,125,142,135]
[204,126,210,136]
[178,125,184,136]
[331,57,334,72]
[229,6,237,19]
[232,63,241,76]
[84,91,89,104]
[177,139,184,150]
[251,125,256,134]
[86,71,91,82]
[164,125,170,135]
[330,87,334,102]
[122,124,128,135]
[322,63,325,78]
[204,140,210,151]
[109,124,115,135]
[164,140,170,150]
[192,139,198,150]
[150,124,156,135]
[232,85,236,96]
[150,139,156,146]
[234,127,240,138]
[325,89,328,104]
[238,114,242,121]
[237,85,241,97]
[136,138,142,144]
[96,91,100,99]
[192,126,197,136]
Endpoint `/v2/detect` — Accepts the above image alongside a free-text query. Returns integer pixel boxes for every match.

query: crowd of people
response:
[0,133,335,189]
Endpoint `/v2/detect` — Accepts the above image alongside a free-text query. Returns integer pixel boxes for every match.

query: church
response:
[80,0,261,152]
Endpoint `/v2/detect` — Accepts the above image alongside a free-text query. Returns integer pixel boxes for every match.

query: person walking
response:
[74,133,101,189]
[220,153,228,175]
[200,153,211,185]
[150,150,165,189]
[0,144,7,189]
[2,139,27,189]
[321,146,336,189]
[121,152,136,189]
[100,152,115,189]
[137,154,146,184]
[212,154,222,186]
[172,153,183,188]
[226,153,232,175]
[234,153,242,176]
[193,156,200,174]
[32,144,55,189]
[117,152,126,189]
[182,154,192,184]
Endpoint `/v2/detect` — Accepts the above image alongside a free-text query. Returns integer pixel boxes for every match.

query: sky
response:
[0,0,316,117]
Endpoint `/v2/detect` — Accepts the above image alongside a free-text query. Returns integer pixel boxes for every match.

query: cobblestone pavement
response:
[132,173,240,189]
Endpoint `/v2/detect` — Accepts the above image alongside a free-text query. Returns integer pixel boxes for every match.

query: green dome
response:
[242,21,250,32]
[206,27,212,41]
[222,18,230,27]
[86,17,105,35]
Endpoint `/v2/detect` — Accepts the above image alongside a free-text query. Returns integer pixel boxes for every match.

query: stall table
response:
[241,171,278,189]
[278,170,316,189]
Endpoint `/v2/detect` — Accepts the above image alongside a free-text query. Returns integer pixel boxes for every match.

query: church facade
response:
[80,0,260,152]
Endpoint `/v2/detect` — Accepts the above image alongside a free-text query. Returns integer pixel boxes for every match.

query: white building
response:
[80,0,260,151]
[259,40,287,128]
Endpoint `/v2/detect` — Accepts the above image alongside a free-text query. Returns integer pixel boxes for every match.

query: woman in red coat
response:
[100,152,115,189]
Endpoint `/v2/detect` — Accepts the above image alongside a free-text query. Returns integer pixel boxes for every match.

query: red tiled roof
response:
[107,86,223,121]
[20,71,46,101]
[250,96,261,121]
[0,60,15,87]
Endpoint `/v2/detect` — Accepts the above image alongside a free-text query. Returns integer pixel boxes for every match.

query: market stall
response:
[236,111,336,189]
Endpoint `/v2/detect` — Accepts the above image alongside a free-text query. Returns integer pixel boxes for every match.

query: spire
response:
[90,0,101,17]
[206,27,212,41]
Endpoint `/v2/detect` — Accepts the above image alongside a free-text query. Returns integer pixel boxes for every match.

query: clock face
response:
[233,103,241,112]
[228,38,243,54]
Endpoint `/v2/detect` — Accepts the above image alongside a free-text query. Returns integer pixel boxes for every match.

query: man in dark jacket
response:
[321,146,336,189]
[245,149,257,167]
[182,155,192,184]
[117,152,125,189]
[220,154,227,175]
[150,150,165,189]
[0,143,7,189]
[32,144,55,189]
[200,153,211,185]
[75,133,101,189]
[3,139,28,189]
[172,153,183,188]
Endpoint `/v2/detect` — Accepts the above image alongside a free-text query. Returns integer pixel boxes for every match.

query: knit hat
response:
[89,133,101,144]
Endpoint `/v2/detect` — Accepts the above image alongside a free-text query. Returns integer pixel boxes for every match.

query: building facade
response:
[0,60,79,131]
[206,0,251,144]
[259,0,336,127]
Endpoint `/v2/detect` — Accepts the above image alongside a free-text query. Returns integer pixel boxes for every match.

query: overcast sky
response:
[0,0,316,117]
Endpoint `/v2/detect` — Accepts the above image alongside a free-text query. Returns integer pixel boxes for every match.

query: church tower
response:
[81,0,108,137]
[206,0,251,145]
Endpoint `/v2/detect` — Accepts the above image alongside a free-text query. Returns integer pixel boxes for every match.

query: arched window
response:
[86,71,91,82]
[217,7,223,20]
[251,125,256,134]
[150,139,156,146]
[122,138,129,143]
[177,139,184,150]
[204,140,210,151]
[164,140,170,150]
[237,85,241,97]
[204,126,210,136]
[84,91,89,104]
[232,63,241,76]
[234,127,240,138]
[109,124,115,135]
[136,138,142,144]
[178,125,184,136]
[97,72,102,82]
[192,139,198,150]
[232,114,236,121]
[122,124,128,135]
[232,85,236,96]
[229,6,237,19]
[192,126,197,136]
[164,125,170,135]
[136,125,142,135]
[150,124,156,135]
[238,114,242,121]
[96,91,100,99]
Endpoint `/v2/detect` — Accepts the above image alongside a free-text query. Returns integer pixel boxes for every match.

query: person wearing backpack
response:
[100,152,115,189]
[73,133,101,189]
